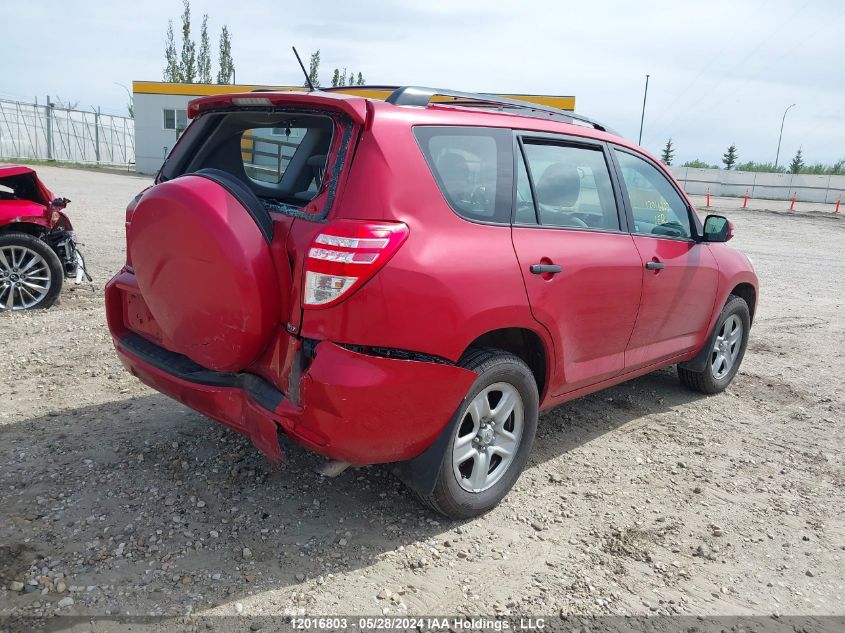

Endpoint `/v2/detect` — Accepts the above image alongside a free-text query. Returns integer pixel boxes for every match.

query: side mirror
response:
[702,214,733,242]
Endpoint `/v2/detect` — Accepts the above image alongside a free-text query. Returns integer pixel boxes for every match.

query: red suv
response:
[105,87,758,518]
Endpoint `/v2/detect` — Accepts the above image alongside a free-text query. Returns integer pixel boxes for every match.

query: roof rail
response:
[385,86,617,135]
[321,85,401,93]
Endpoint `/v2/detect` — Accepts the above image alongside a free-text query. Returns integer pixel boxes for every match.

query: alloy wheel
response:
[452,382,524,493]
[710,314,743,380]
[0,245,53,310]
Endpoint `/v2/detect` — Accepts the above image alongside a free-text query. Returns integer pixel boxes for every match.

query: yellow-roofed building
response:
[132,81,575,175]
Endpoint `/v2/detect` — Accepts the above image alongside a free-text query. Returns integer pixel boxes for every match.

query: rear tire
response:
[419,347,539,519]
[678,294,750,394]
[0,232,63,311]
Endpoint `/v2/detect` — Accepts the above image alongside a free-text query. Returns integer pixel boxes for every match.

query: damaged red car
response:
[0,165,89,310]
[106,87,757,518]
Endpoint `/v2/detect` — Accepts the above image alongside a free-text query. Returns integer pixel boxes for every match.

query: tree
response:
[722,143,738,170]
[178,0,196,83]
[197,14,212,83]
[348,71,355,87]
[735,161,785,173]
[163,20,180,82]
[306,50,321,88]
[357,72,365,86]
[217,25,235,84]
[331,68,341,87]
[682,159,717,169]
[789,147,804,174]
[660,138,674,166]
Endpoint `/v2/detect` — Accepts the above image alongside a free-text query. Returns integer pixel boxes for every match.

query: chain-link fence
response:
[0,98,134,167]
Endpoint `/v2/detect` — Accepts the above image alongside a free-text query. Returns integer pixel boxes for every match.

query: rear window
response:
[160,110,347,220]
[414,126,513,223]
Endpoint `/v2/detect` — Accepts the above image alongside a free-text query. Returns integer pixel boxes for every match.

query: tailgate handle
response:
[530,264,562,275]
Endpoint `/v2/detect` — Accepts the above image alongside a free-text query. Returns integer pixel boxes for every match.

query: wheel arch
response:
[0,221,48,237]
[462,327,549,401]
[730,282,756,323]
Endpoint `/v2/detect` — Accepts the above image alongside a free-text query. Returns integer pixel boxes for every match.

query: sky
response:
[3,0,844,166]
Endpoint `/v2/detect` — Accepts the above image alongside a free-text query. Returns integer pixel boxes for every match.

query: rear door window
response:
[414,126,513,223]
[519,141,621,230]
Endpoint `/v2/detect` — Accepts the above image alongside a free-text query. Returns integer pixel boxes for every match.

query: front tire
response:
[0,232,64,311]
[678,294,750,394]
[420,348,539,519]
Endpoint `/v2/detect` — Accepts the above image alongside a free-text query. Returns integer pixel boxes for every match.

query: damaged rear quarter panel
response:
[297,341,477,464]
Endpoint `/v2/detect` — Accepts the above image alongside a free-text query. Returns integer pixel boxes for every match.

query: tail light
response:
[303,220,409,308]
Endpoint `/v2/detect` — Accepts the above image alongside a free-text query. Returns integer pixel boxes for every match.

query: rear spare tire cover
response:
[128,174,281,372]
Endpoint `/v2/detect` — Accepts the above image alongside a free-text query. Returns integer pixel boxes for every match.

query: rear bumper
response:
[108,290,476,465]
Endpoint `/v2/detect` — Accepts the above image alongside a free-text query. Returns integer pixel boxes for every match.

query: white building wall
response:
[134,93,194,175]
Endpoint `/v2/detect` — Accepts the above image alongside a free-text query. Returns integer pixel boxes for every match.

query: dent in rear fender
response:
[298,341,476,464]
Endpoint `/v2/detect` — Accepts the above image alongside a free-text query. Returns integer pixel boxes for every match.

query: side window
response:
[521,142,620,230]
[163,108,187,131]
[614,149,692,239]
[414,127,513,223]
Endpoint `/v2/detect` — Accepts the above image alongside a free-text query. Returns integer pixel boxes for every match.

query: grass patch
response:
[0,157,137,175]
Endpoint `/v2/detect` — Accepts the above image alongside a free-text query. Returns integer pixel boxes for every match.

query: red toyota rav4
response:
[106,87,757,518]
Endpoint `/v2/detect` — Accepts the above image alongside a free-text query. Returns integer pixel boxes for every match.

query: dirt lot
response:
[1,165,843,628]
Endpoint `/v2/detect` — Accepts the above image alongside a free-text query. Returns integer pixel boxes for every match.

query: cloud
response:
[1,0,843,163]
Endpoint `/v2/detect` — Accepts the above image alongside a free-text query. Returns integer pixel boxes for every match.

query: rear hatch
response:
[117,92,367,385]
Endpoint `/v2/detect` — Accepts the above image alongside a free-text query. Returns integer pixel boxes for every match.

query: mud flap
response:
[245,401,285,466]
[678,319,721,372]
[391,398,466,497]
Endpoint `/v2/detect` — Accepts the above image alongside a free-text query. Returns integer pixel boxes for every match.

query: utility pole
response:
[638,74,650,145]
[774,103,796,169]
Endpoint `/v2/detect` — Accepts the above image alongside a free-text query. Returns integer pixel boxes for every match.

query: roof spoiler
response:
[187,91,368,125]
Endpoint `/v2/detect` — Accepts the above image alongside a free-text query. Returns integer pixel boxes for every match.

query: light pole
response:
[638,74,650,145]
[774,103,796,169]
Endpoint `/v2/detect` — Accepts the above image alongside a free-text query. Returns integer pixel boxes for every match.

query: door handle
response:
[530,263,562,275]
[645,261,665,270]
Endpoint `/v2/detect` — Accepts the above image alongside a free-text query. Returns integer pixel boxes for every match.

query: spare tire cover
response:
[128,174,281,372]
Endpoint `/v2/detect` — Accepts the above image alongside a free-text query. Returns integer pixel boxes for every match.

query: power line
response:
[645,0,815,145]
[645,0,770,127]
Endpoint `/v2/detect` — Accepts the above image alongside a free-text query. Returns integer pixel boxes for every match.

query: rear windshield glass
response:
[414,126,513,223]
[160,110,347,220]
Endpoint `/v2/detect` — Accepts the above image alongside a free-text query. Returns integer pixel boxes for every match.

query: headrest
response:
[536,162,580,207]
[436,152,470,180]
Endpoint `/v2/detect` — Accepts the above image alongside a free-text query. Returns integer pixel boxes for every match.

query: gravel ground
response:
[1,165,843,630]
